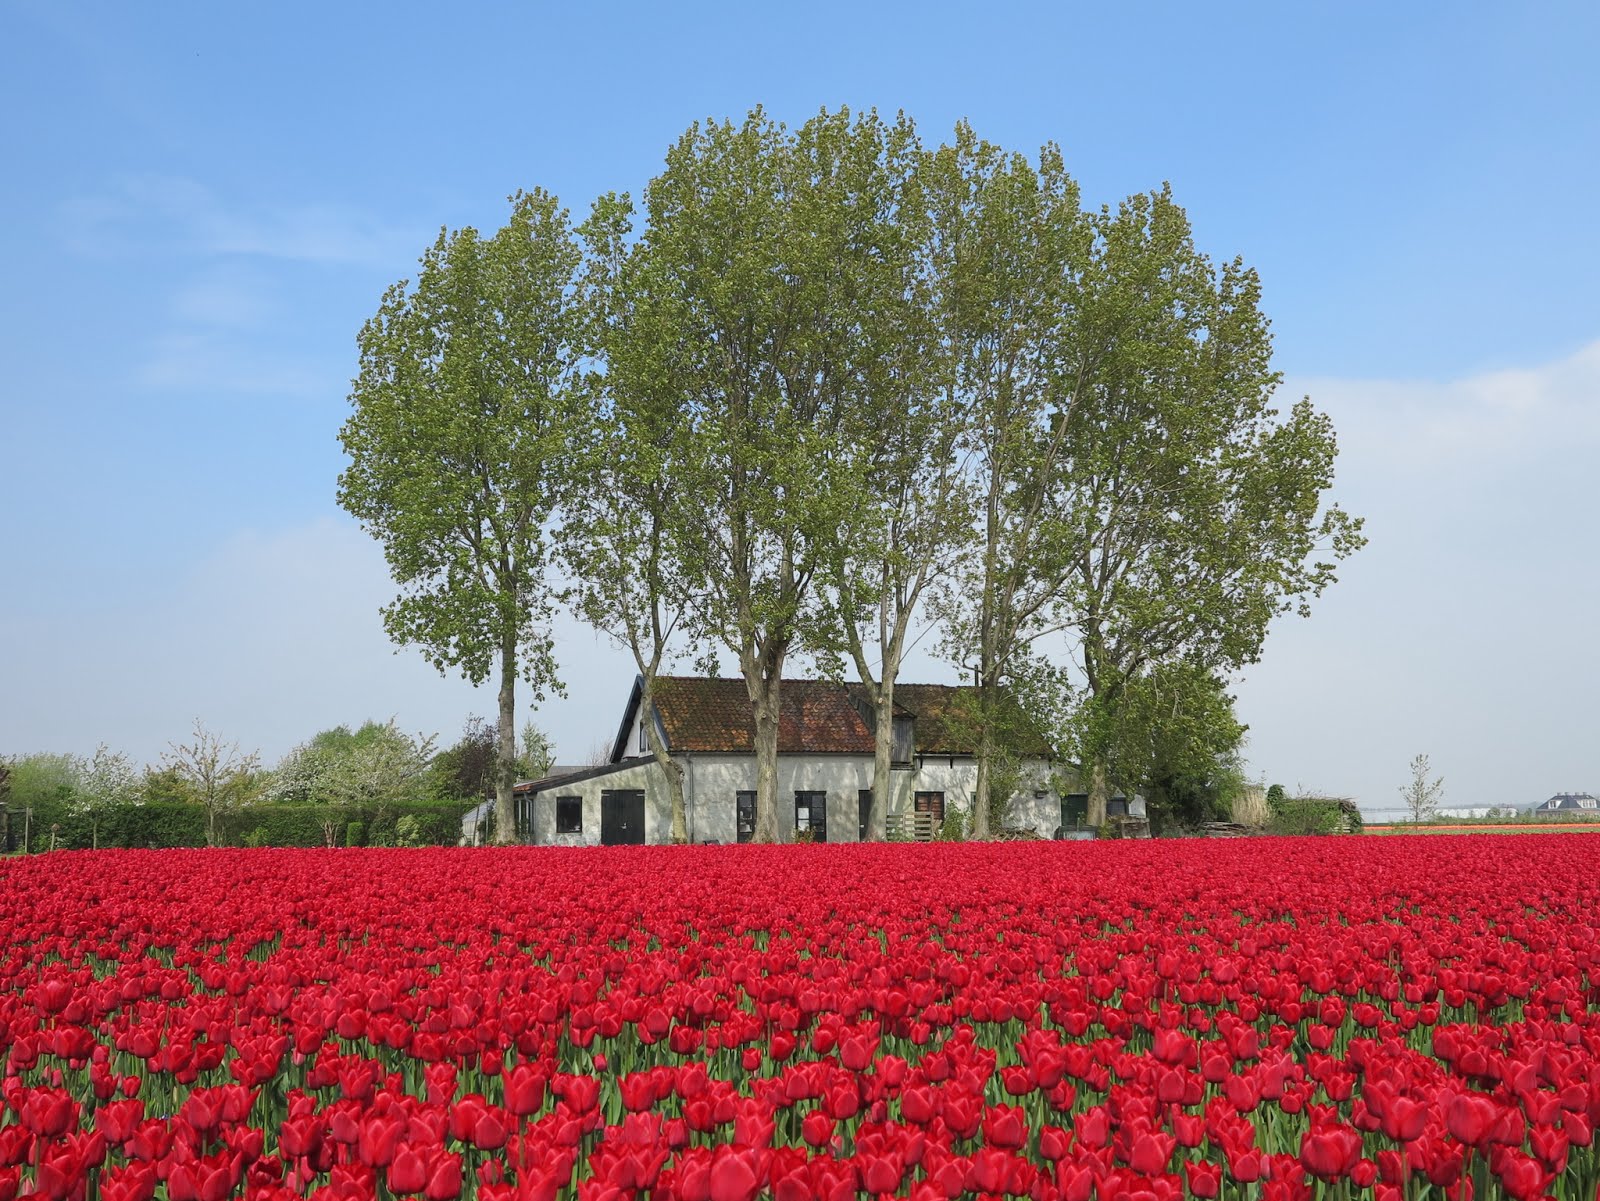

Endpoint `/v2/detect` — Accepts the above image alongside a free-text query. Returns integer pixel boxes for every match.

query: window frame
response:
[555,795,583,835]
[794,790,829,841]
[735,791,756,844]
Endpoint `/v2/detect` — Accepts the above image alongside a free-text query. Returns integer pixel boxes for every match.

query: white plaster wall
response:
[526,753,1070,845]
[526,760,661,847]
[679,753,1065,843]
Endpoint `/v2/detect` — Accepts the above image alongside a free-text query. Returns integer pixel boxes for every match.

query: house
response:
[1534,791,1600,817]
[506,676,1115,846]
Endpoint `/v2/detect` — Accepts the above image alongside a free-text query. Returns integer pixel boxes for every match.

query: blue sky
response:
[3,2,1597,813]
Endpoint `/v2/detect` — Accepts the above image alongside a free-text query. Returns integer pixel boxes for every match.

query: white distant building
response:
[1434,805,1519,820]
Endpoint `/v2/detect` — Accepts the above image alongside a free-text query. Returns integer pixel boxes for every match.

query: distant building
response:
[466,675,1126,846]
[1534,791,1600,815]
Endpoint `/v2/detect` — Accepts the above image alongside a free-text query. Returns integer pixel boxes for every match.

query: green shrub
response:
[0,797,476,851]
[344,821,365,847]
[1266,796,1353,836]
[936,805,967,842]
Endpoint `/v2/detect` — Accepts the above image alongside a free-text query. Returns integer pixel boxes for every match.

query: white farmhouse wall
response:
[525,761,660,847]
[523,752,1072,846]
[676,752,1064,843]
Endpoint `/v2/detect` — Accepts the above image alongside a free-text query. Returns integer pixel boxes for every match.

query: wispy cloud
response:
[1285,338,1600,476]
[134,331,333,399]
[61,173,425,269]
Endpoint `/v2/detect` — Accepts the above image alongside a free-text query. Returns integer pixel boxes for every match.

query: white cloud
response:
[1234,338,1600,814]
[0,517,635,770]
[61,173,426,268]
[7,342,1597,816]
[1291,338,1600,473]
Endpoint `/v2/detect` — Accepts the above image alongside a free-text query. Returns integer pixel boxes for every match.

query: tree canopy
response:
[339,189,585,843]
[336,108,1363,840]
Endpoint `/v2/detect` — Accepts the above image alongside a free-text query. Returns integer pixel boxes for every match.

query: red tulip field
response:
[4,837,1599,1201]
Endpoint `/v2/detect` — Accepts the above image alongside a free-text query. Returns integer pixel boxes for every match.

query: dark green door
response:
[1062,794,1089,828]
[600,790,646,845]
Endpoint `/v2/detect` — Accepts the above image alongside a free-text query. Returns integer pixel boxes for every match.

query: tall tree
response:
[340,189,584,844]
[562,209,695,841]
[162,721,260,847]
[818,127,976,840]
[926,127,1101,838]
[1047,187,1365,825]
[587,108,902,842]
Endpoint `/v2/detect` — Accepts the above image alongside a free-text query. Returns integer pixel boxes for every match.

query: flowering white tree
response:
[71,744,142,849]
[162,721,260,848]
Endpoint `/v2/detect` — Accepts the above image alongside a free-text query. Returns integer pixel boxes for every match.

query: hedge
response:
[0,797,479,852]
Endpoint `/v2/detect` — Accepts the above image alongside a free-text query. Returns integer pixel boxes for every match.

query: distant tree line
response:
[339,108,1363,843]
[0,715,552,852]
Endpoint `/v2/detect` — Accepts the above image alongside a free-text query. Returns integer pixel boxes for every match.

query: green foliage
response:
[1400,753,1444,822]
[392,814,425,847]
[0,795,474,852]
[1082,663,1248,833]
[1266,795,1353,836]
[344,821,365,847]
[580,107,926,844]
[340,188,586,843]
[270,720,436,820]
[426,716,497,802]
[1266,783,1287,815]
[5,753,79,811]
[936,804,968,843]
[161,721,261,848]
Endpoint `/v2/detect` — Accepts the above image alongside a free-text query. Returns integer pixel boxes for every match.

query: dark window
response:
[858,789,873,841]
[736,792,755,844]
[891,717,915,765]
[795,791,828,842]
[1062,794,1089,827]
[1107,797,1130,818]
[638,720,647,752]
[555,796,582,834]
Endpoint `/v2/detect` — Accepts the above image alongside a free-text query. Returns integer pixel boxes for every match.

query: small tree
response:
[73,744,142,850]
[1401,753,1444,823]
[162,721,261,847]
[428,717,498,801]
[317,721,437,830]
[517,722,556,781]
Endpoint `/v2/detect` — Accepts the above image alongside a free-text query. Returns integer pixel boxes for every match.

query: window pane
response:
[556,796,582,834]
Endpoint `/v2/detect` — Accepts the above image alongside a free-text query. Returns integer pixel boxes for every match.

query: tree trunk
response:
[640,689,688,844]
[495,632,517,844]
[869,686,893,842]
[972,717,993,840]
[1087,759,1110,829]
[207,802,216,849]
[751,688,782,844]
